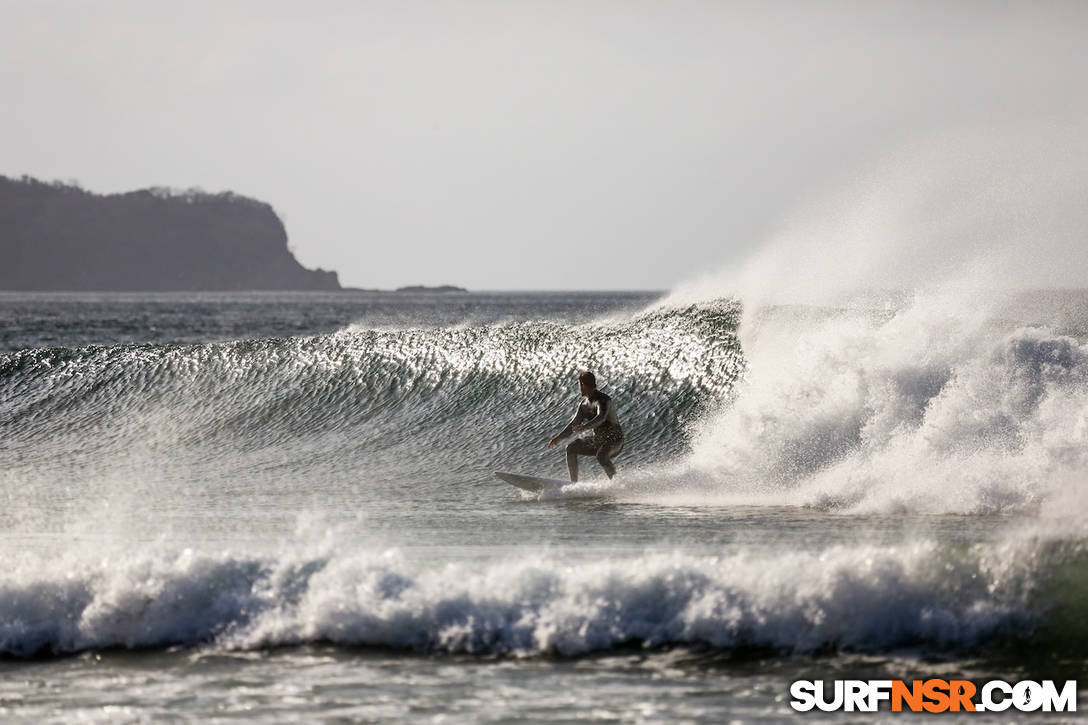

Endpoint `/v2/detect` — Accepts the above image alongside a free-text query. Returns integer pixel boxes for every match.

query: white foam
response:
[669,292,1088,516]
[0,538,1039,658]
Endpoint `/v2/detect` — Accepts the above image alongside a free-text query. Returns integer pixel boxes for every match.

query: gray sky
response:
[3,1,1087,290]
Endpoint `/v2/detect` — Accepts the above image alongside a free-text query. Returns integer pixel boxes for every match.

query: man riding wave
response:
[547,370,624,482]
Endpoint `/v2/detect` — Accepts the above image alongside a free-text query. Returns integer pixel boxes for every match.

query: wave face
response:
[5,535,1079,658]
[0,301,742,526]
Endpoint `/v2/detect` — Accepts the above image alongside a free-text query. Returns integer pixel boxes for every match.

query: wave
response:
[0,301,744,488]
[5,534,1079,659]
[5,291,1088,520]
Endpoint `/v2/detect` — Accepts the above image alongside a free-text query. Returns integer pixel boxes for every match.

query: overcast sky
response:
[3,1,1086,290]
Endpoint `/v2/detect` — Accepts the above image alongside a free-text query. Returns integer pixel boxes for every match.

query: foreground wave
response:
[5,536,1082,659]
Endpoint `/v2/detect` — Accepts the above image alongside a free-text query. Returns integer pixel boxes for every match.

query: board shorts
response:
[565,424,624,481]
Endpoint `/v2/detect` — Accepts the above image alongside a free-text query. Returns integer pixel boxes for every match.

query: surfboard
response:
[494,471,568,493]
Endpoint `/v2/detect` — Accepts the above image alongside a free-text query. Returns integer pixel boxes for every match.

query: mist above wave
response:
[642,124,1088,518]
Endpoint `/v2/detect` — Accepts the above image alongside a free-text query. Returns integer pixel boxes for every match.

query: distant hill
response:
[394,285,468,293]
[0,176,340,291]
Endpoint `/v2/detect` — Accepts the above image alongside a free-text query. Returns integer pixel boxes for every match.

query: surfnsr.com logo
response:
[790,679,1077,713]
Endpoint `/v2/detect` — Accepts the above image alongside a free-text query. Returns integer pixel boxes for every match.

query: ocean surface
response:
[2,289,1087,723]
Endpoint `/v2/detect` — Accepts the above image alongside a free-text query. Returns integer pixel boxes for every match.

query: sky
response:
[2,1,1087,291]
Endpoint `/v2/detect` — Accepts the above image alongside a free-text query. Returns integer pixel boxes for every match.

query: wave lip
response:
[0,541,1037,659]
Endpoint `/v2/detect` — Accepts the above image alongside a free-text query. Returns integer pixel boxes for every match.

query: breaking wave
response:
[6,534,1082,659]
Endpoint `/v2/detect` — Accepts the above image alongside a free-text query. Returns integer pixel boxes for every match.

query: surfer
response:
[547,370,624,482]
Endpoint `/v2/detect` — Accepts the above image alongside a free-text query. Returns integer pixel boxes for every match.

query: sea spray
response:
[642,125,1088,515]
[671,294,1088,515]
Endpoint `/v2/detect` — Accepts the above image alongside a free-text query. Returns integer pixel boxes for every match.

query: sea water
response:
[2,289,1087,723]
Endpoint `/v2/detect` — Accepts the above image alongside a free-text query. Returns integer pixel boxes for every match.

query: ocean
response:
[2,289,1087,723]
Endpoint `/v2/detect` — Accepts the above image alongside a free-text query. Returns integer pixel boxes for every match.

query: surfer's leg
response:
[595,438,624,479]
[565,439,595,482]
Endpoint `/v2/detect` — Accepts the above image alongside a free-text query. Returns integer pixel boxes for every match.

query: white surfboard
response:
[494,471,569,493]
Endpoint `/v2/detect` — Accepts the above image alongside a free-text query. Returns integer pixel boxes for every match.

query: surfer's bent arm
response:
[557,407,585,438]
[549,404,586,446]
